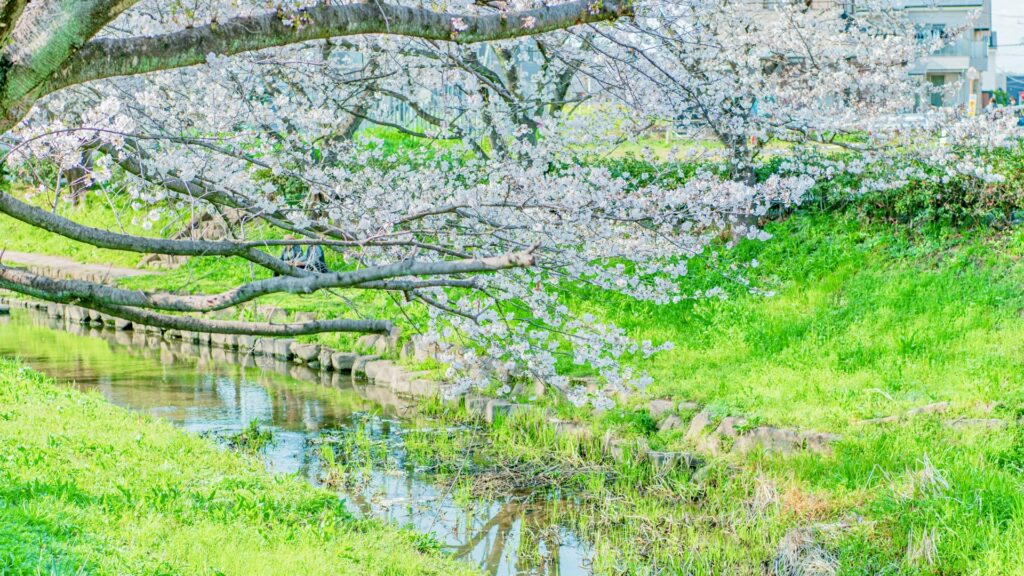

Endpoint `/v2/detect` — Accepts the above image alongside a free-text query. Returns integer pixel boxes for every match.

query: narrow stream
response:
[0,308,593,576]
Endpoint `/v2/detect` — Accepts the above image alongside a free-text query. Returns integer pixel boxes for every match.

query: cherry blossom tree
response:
[0,0,1013,405]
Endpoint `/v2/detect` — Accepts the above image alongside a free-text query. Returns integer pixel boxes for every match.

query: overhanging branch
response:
[0,247,535,312]
[46,0,631,94]
[0,190,307,277]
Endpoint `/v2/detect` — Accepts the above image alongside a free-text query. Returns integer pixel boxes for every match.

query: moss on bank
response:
[0,359,477,576]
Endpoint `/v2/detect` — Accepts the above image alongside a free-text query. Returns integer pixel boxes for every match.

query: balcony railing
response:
[930,38,988,59]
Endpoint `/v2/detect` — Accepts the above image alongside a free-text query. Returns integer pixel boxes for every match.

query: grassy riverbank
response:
[0,359,476,576]
[409,210,1024,574]
[5,152,1024,572]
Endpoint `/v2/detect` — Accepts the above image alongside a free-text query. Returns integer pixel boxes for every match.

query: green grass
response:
[0,188,182,268]
[595,212,1024,432]
[0,359,478,576]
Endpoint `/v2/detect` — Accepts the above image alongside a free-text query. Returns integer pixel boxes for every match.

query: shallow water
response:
[0,308,592,576]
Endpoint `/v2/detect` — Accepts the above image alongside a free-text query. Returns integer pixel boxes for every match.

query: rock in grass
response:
[606,436,649,463]
[293,311,317,323]
[389,369,426,392]
[356,334,382,352]
[645,450,705,472]
[236,334,257,350]
[802,431,842,455]
[272,338,295,360]
[696,435,723,455]
[412,338,440,362]
[65,305,88,324]
[318,347,334,370]
[211,332,238,349]
[256,305,288,323]
[549,419,593,441]
[485,400,513,423]
[686,411,714,441]
[713,416,748,439]
[255,337,275,356]
[648,399,675,419]
[906,402,950,416]
[407,379,441,398]
[857,415,900,425]
[399,340,415,360]
[658,414,684,431]
[351,355,380,378]
[375,335,399,355]
[944,418,1008,429]
[732,426,801,455]
[363,359,395,383]
[464,395,489,418]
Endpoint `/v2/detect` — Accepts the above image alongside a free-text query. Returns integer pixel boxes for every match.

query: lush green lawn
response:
[0,359,477,576]
[577,212,1024,573]
[599,212,1024,431]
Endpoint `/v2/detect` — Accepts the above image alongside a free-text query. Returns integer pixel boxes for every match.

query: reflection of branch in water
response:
[450,501,565,575]
[484,513,515,574]
[518,511,563,576]
[452,502,525,557]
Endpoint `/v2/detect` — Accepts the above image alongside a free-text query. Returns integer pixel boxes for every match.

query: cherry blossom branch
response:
[0,276,396,336]
[0,247,536,313]
[47,1,632,94]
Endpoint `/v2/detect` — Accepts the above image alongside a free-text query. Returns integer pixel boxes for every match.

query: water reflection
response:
[0,308,593,576]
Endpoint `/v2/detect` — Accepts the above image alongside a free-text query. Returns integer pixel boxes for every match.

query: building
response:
[902,0,995,111]
[1006,75,1024,104]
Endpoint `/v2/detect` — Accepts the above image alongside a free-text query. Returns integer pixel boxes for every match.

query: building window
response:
[915,24,946,43]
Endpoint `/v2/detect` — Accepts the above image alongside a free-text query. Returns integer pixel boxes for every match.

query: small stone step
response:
[290,342,321,363]
[647,399,675,418]
[331,352,358,372]
[351,355,380,378]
